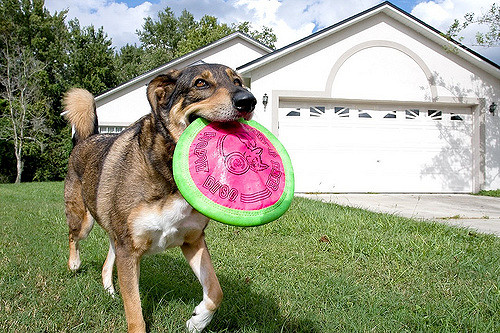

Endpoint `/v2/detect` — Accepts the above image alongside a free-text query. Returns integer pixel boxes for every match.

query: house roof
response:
[237,1,500,79]
[96,32,273,102]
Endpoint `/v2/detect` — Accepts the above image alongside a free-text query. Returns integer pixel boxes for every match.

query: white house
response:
[96,1,500,194]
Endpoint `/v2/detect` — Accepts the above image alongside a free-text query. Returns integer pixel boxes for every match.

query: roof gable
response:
[237,1,500,78]
[96,32,272,103]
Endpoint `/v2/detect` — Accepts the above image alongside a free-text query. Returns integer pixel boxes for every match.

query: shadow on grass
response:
[136,253,319,333]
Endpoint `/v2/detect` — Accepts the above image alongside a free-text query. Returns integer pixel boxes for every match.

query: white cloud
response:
[45,0,155,49]
[411,0,456,29]
[411,0,496,39]
[232,0,315,47]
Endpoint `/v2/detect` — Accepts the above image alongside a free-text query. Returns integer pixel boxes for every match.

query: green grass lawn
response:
[477,189,500,197]
[1,182,499,332]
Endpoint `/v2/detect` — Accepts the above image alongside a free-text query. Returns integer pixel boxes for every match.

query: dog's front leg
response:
[182,234,223,333]
[115,246,146,333]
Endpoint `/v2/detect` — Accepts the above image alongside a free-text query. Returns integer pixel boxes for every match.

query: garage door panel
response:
[291,150,469,192]
[279,105,473,193]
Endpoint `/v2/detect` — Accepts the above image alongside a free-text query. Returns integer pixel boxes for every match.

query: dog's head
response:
[147,64,257,141]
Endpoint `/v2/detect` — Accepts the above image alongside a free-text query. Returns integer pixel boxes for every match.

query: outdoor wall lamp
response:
[489,102,497,115]
[262,93,268,110]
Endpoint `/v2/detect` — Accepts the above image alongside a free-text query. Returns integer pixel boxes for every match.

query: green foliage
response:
[0,35,53,182]
[136,8,193,71]
[32,126,72,181]
[0,0,68,125]
[114,44,145,84]
[0,0,118,182]
[446,3,500,47]
[0,0,71,182]
[67,19,119,95]
[0,141,15,183]
[175,15,233,57]
[233,21,277,49]
[473,3,500,47]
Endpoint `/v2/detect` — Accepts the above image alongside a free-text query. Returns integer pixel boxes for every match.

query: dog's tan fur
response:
[62,64,256,333]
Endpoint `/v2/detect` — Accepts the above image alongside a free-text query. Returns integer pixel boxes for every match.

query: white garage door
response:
[278,101,473,193]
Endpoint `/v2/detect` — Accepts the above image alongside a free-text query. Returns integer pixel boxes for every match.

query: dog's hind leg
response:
[102,236,116,295]
[67,209,94,271]
[182,234,223,333]
[65,181,95,271]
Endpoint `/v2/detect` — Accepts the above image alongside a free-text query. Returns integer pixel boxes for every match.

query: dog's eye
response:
[234,78,242,86]
[195,79,208,88]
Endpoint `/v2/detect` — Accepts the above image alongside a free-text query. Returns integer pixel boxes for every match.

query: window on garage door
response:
[281,106,468,121]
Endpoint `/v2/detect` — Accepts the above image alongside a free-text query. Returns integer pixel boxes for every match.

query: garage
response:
[278,100,473,193]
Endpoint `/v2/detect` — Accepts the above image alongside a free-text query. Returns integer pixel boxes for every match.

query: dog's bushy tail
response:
[62,88,98,145]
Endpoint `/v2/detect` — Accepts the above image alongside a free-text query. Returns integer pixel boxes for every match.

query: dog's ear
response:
[147,70,181,111]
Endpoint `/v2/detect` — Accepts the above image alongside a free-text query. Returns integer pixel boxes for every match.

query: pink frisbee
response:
[173,118,294,226]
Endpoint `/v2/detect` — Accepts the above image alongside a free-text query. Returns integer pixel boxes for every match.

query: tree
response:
[447,3,500,47]
[135,8,198,71]
[32,18,119,182]
[0,0,69,182]
[0,2,278,182]
[233,22,277,49]
[66,19,119,95]
[0,39,50,183]
[114,44,145,83]
[114,7,277,85]
[133,7,277,72]
[174,17,277,57]
[175,15,234,57]
[0,0,68,125]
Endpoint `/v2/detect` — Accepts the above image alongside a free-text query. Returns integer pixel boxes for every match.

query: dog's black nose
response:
[233,90,257,113]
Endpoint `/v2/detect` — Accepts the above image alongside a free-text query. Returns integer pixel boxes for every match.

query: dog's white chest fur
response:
[131,195,208,254]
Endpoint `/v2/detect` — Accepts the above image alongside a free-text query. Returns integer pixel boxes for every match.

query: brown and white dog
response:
[62,64,257,332]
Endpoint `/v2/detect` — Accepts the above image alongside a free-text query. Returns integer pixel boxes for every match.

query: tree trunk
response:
[14,145,22,184]
[15,158,22,184]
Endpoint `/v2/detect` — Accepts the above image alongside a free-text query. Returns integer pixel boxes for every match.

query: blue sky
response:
[45,0,499,64]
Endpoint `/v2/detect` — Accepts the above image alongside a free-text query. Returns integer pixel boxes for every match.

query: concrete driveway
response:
[301,194,500,236]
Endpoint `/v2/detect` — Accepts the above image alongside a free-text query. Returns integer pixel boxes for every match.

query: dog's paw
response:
[104,285,116,297]
[68,256,81,272]
[102,270,115,296]
[186,302,214,333]
[186,319,201,333]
